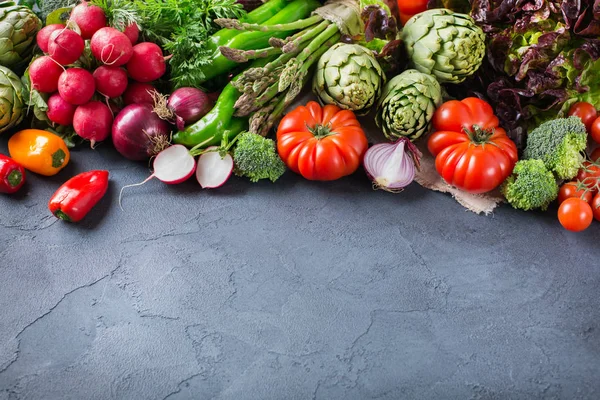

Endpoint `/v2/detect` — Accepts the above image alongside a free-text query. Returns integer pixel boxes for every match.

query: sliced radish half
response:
[196,146,234,189]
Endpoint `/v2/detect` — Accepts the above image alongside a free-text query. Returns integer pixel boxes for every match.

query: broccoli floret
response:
[523,116,587,180]
[501,159,559,211]
[232,132,286,183]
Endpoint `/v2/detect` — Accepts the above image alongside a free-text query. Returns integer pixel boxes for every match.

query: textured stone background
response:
[1,138,599,400]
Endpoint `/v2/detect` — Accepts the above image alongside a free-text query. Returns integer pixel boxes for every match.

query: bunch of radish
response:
[31,1,167,147]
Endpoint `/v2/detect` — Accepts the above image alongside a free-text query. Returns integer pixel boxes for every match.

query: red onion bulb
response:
[363,138,422,192]
[112,104,172,161]
[167,87,213,130]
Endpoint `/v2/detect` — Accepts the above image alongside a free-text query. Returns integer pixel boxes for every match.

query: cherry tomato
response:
[568,102,597,132]
[592,193,600,222]
[558,197,593,232]
[590,147,600,162]
[577,161,600,191]
[591,116,600,144]
[558,181,593,205]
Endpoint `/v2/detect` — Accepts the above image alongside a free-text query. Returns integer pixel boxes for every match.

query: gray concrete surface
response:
[1,137,599,400]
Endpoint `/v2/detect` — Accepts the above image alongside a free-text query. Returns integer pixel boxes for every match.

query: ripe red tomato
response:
[591,147,600,162]
[397,0,428,16]
[427,98,518,194]
[558,181,593,205]
[277,101,368,181]
[590,116,600,144]
[592,193,600,222]
[568,102,597,132]
[577,161,600,191]
[558,197,593,232]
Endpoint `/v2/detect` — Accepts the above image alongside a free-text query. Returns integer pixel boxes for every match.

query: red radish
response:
[58,68,95,105]
[47,93,77,126]
[112,103,171,161]
[91,27,133,66]
[127,42,167,82]
[122,23,140,45]
[195,147,234,188]
[47,29,84,65]
[119,145,196,208]
[37,24,64,53]
[123,82,157,105]
[29,56,64,93]
[69,1,107,40]
[93,66,128,98]
[73,101,113,147]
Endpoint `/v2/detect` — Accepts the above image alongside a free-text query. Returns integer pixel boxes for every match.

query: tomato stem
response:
[463,125,494,144]
[308,123,334,139]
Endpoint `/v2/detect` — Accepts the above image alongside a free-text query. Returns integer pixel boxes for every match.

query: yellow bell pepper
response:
[8,129,70,176]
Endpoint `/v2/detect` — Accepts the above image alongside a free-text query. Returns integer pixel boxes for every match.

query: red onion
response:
[363,138,422,192]
[112,104,172,161]
[153,87,213,131]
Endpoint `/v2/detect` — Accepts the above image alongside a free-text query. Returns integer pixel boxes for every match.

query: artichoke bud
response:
[375,69,442,142]
[0,65,25,134]
[313,42,386,115]
[402,8,485,84]
[0,2,42,70]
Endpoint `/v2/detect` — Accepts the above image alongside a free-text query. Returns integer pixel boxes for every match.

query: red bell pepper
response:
[49,170,109,222]
[0,154,26,194]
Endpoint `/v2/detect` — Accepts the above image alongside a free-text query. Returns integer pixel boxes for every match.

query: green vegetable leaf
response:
[46,6,73,25]
[90,0,142,31]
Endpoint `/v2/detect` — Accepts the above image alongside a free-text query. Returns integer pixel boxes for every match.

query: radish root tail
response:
[118,174,155,211]
[100,44,124,66]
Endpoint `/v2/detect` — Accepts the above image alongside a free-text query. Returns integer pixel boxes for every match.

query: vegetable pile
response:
[0,0,599,232]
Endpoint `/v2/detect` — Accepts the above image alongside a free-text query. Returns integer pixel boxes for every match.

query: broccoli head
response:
[523,116,587,180]
[232,132,286,183]
[501,159,559,211]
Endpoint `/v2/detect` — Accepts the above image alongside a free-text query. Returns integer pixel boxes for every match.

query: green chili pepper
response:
[199,0,321,83]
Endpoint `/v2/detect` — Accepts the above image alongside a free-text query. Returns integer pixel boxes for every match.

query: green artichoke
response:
[0,65,24,133]
[313,42,386,115]
[401,8,485,84]
[0,1,42,70]
[375,69,442,141]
